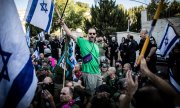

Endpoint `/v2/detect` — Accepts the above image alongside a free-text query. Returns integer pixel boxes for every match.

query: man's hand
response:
[59,18,65,25]
[58,18,76,40]
[125,71,138,98]
[145,56,150,62]
[140,57,151,76]
[42,90,56,108]
[119,71,138,108]
[42,90,54,102]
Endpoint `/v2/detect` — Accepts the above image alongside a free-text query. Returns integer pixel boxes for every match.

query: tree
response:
[51,0,90,32]
[147,0,169,20]
[167,1,180,17]
[25,23,43,37]
[128,6,145,32]
[88,0,128,37]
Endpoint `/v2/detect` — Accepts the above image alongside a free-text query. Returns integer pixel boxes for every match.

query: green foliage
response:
[51,0,90,32]
[167,1,180,17]
[147,0,180,20]
[87,0,128,37]
[25,23,43,36]
[128,6,145,32]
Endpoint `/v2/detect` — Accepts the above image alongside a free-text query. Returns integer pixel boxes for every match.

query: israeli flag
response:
[26,26,31,47]
[159,24,179,57]
[25,0,55,33]
[0,0,37,108]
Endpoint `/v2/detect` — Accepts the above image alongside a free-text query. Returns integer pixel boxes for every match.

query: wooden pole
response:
[135,0,164,66]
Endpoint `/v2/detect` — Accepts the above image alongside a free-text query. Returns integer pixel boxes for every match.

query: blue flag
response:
[25,0,55,33]
[159,24,179,57]
[0,0,37,108]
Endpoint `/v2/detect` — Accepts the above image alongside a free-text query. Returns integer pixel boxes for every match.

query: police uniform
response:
[139,36,157,73]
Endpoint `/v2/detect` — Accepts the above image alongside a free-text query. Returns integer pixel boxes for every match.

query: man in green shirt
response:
[61,20,102,95]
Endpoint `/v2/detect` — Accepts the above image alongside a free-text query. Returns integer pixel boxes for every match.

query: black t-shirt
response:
[36,41,45,53]
[50,39,60,50]
[128,39,138,55]
[139,36,157,58]
[109,41,118,53]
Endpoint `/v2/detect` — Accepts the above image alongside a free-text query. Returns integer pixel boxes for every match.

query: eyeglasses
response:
[89,33,96,35]
[60,92,66,95]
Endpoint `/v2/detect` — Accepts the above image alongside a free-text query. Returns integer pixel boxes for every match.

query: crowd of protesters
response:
[28,20,180,108]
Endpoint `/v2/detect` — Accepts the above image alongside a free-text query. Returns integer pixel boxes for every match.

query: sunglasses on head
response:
[89,33,96,35]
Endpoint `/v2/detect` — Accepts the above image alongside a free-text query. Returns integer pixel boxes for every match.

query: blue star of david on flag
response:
[25,0,54,33]
[159,24,179,57]
[40,0,48,13]
[164,37,168,45]
[0,45,11,81]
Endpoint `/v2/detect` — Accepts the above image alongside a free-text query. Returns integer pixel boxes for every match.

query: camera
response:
[39,82,54,95]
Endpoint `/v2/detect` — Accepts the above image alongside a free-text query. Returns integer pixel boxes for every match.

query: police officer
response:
[139,29,157,73]
[128,35,138,69]
[109,37,119,66]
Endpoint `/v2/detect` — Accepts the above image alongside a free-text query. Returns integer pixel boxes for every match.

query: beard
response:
[88,36,95,42]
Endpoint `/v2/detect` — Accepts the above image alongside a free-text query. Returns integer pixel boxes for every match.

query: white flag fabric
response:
[25,0,55,33]
[26,26,31,47]
[38,31,45,41]
[94,0,100,4]
[32,50,39,59]
[0,0,37,108]
[159,24,179,57]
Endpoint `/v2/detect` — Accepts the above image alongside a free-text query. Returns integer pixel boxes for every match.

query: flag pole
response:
[61,0,69,19]
[55,5,70,87]
[135,0,164,66]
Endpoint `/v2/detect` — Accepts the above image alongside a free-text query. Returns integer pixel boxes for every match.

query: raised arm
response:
[140,57,180,105]
[119,71,138,108]
[60,20,77,41]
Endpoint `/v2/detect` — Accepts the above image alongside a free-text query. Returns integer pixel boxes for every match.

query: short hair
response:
[130,35,133,40]
[141,29,148,34]
[124,63,132,70]
[88,28,96,32]
[63,87,74,96]
[108,67,116,73]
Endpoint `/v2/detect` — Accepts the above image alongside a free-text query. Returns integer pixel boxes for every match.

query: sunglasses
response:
[89,33,96,35]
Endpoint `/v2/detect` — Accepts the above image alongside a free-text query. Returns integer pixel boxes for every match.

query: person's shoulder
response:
[139,39,144,44]
[150,36,157,45]
[77,36,85,41]
[150,36,156,40]
[71,104,80,108]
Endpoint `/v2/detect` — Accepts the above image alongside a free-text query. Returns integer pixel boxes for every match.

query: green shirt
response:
[76,37,100,74]
[96,42,106,56]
